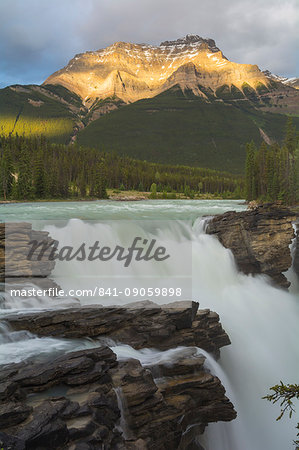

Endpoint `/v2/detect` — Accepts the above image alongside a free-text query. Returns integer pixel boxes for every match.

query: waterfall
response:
[114,387,133,440]
[110,344,244,450]
[0,321,35,344]
[46,216,299,450]
[1,200,298,449]
[191,222,299,450]
[45,218,194,305]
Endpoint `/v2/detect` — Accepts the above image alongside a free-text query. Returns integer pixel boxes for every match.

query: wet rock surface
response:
[0,344,236,449]
[4,301,230,356]
[206,203,296,288]
[0,222,56,282]
[0,301,236,449]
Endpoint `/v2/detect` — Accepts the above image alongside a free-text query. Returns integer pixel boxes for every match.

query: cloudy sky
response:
[0,0,298,88]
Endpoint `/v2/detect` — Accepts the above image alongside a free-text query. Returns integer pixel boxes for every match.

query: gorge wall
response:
[206,204,296,288]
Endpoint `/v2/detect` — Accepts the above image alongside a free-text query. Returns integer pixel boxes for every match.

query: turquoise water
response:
[1,199,298,450]
[0,199,246,221]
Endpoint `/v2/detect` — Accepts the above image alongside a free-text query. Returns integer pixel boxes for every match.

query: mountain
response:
[0,35,298,173]
[263,70,299,90]
[0,84,84,144]
[76,86,296,173]
[287,78,299,89]
[44,34,271,106]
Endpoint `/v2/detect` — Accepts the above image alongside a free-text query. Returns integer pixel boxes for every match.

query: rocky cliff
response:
[0,302,236,449]
[44,34,271,105]
[206,204,296,288]
[4,301,230,356]
[0,222,56,282]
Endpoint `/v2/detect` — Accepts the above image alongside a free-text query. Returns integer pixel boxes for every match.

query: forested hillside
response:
[0,85,82,144]
[245,118,299,205]
[0,135,243,201]
[76,87,299,174]
[1,83,298,175]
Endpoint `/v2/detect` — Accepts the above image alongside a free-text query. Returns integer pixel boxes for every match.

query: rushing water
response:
[0,199,298,450]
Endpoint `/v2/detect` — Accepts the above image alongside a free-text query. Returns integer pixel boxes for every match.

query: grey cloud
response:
[0,0,298,87]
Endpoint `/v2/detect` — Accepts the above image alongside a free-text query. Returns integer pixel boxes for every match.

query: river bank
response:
[0,191,242,203]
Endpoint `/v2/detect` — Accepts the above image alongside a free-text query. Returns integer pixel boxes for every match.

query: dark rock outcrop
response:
[160,35,221,53]
[206,204,296,288]
[4,301,230,357]
[0,343,236,449]
[0,222,56,282]
[0,347,124,449]
[0,302,235,447]
[111,355,235,449]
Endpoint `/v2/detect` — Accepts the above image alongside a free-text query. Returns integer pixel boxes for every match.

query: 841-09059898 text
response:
[9,287,183,298]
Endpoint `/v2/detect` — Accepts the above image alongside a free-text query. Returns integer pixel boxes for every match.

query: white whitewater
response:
[0,321,95,366]
[191,220,299,450]
[48,214,299,450]
[0,200,298,449]
[110,343,247,450]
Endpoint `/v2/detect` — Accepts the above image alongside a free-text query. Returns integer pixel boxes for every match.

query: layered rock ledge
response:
[0,345,236,449]
[3,301,230,356]
[0,222,56,282]
[206,204,296,288]
[0,301,236,449]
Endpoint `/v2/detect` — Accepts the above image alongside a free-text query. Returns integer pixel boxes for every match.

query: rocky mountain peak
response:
[160,34,220,51]
[44,35,270,104]
[262,70,299,89]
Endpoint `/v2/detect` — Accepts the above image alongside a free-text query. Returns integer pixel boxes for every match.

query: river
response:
[0,199,298,450]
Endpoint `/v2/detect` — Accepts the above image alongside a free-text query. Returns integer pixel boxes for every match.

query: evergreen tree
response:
[95,163,108,199]
[77,172,87,197]
[245,141,257,201]
[284,117,298,155]
[245,123,299,205]
[16,143,33,200]
[0,135,245,201]
[263,382,299,447]
[137,181,144,192]
[0,144,14,199]
[33,151,46,198]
